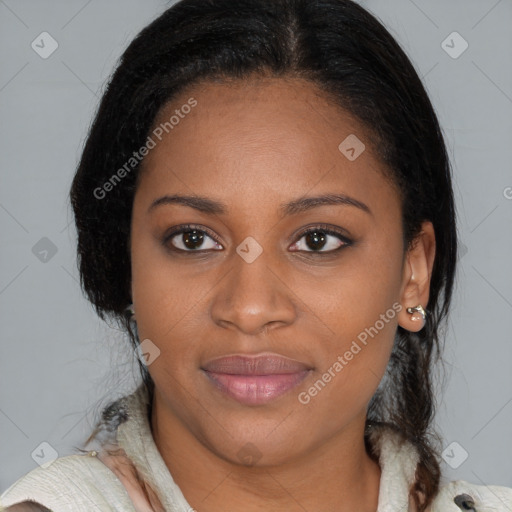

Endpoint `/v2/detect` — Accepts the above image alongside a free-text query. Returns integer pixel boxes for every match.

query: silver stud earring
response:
[406,304,426,326]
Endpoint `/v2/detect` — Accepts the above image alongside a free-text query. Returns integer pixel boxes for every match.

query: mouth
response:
[201,353,313,406]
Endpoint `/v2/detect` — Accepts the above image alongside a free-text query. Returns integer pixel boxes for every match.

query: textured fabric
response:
[2,384,511,511]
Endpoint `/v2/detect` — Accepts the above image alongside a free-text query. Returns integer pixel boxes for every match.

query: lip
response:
[202,354,312,406]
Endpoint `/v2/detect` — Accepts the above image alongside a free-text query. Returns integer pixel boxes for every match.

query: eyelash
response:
[162,223,353,255]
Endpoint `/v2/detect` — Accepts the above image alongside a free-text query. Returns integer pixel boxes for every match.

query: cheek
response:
[130,222,203,338]
[300,235,403,403]
[308,240,403,339]
[129,225,219,394]
[299,300,398,431]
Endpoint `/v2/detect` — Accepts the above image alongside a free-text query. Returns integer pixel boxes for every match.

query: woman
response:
[2,0,511,510]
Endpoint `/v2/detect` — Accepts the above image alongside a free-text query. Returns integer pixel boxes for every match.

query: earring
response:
[125,303,136,322]
[406,304,426,325]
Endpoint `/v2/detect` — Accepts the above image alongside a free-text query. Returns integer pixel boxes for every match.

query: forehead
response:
[136,77,397,215]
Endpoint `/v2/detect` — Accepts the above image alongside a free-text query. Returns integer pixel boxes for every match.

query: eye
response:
[289,225,352,254]
[163,224,223,252]
[162,223,352,255]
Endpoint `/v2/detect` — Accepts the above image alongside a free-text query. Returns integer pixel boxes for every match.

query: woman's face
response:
[130,77,432,466]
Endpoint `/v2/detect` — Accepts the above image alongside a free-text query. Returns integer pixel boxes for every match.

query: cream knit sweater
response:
[1,384,511,511]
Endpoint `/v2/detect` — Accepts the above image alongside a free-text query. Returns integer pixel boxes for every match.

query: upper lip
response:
[202,353,312,375]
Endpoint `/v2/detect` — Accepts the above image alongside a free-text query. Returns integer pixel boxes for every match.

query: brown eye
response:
[290,226,352,253]
[164,225,223,252]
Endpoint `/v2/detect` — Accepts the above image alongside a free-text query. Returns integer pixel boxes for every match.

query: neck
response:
[151,393,381,512]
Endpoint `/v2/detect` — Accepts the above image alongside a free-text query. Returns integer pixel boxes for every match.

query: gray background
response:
[1,0,511,493]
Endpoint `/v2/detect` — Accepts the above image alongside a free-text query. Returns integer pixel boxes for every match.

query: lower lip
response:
[203,370,310,406]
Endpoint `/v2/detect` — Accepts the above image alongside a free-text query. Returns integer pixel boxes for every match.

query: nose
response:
[210,248,297,336]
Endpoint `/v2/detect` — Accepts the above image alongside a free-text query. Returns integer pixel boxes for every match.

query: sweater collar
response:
[95,384,420,512]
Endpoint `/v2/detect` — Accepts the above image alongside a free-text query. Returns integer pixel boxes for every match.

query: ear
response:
[397,221,436,332]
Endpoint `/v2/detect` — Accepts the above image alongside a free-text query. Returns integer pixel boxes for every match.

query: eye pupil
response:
[183,229,204,249]
[305,231,327,251]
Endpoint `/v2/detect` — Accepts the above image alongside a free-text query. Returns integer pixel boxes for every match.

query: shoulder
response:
[430,479,512,511]
[366,424,512,511]
[0,453,136,512]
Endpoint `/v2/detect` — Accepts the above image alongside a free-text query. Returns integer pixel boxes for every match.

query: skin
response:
[129,77,436,512]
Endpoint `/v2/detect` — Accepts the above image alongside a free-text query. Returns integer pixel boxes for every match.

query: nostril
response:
[454,493,476,511]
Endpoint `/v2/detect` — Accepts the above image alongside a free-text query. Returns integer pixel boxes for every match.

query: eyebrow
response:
[147,193,372,216]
